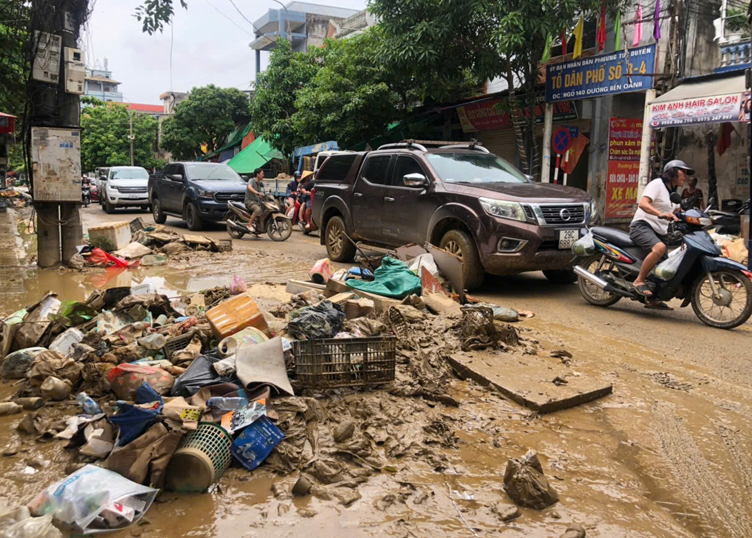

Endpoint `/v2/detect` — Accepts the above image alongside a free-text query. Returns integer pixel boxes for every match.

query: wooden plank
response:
[286,280,327,294]
[447,351,612,413]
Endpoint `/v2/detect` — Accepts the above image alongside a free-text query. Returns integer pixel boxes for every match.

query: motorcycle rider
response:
[629,159,692,309]
[245,168,265,233]
[285,171,301,217]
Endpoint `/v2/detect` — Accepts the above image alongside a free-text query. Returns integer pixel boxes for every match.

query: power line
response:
[225,0,261,33]
[201,0,254,36]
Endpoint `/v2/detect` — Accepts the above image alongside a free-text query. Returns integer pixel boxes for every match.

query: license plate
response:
[128,194,145,199]
[558,229,579,249]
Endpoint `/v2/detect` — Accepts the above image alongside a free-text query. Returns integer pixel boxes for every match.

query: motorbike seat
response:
[590,226,635,248]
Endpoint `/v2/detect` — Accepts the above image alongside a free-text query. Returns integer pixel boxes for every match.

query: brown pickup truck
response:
[312,142,598,290]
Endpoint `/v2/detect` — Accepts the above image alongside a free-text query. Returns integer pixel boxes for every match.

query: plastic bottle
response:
[76,392,102,415]
[206,397,244,411]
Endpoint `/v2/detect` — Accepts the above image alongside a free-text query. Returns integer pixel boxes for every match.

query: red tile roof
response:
[127,103,163,114]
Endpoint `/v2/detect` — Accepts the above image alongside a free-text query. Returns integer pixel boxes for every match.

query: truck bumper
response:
[195,199,229,221]
[107,193,149,207]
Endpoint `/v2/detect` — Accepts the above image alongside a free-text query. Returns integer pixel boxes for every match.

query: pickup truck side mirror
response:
[403,173,428,188]
[99,176,106,182]
[170,174,184,182]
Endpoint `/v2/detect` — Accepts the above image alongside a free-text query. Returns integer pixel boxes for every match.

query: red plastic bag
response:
[107,363,175,400]
[89,248,129,268]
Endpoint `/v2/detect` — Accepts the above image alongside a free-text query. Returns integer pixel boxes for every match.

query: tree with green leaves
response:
[160,85,251,161]
[80,98,163,172]
[135,0,186,34]
[250,39,322,156]
[371,0,623,176]
[292,30,403,149]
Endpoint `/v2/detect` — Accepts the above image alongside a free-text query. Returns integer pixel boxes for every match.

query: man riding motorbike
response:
[245,168,265,234]
[629,159,693,309]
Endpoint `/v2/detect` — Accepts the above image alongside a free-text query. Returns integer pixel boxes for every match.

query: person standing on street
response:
[629,159,693,309]
[681,176,704,210]
[245,168,265,233]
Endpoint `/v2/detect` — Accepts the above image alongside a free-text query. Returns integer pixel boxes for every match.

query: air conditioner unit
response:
[65,47,85,94]
[32,31,62,85]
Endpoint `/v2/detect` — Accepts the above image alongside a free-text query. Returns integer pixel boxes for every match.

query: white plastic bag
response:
[571,231,596,256]
[654,247,686,281]
[1,514,62,538]
[28,464,158,534]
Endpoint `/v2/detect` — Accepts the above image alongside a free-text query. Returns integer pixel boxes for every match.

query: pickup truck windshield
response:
[427,153,529,184]
[186,164,241,181]
[110,168,149,180]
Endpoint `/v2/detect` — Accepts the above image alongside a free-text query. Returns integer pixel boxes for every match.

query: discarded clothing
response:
[110,403,159,446]
[288,301,345,340]
[347,257,421,299]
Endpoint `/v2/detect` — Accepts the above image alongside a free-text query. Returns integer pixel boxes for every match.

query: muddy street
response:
[0,205,751,538]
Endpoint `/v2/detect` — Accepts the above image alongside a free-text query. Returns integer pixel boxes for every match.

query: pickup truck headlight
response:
[197,189,213,199]
[479,197,527,222]
[587,199,598,223]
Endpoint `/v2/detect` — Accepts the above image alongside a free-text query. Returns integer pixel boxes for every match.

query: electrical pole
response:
[129,109,134,166]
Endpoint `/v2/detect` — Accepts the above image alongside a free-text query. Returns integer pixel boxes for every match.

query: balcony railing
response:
[718,38,751,73]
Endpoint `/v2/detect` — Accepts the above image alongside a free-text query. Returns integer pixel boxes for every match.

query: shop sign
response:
[605,118,649,220]
[648,92,751,128]
[545,45,656,103]
[457,93,577,133]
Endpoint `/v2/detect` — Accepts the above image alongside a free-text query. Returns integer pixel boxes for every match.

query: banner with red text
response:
[648,92,751,128]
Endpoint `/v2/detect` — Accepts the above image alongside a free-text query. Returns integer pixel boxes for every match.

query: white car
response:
[100,166,151,214]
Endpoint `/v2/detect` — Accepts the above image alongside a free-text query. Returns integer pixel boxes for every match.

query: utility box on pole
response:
[30,127,82,202]
[64,47,85,94]
[32,31,62,85]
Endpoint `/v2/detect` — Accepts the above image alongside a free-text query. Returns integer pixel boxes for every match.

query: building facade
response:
[84,67,123,103]
[249,1,359,74]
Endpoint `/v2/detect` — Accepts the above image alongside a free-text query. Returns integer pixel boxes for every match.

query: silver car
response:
[100,166,151,214]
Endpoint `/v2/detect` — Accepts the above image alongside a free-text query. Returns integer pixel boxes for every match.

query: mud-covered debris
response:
[2,441,20,456]
[333,421,356,443]
[331,486,361,506]
[493,504,521,522]
[311,460,346,484]
[503,450,559,509]
[560,524,586,538]
[0,402,22,416]
[297,508,317,518]
[292,476,312,496]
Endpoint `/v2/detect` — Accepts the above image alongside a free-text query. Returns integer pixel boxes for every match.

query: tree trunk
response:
[707,130,718,206]
[506,60,528,172]
[527,61,539,178]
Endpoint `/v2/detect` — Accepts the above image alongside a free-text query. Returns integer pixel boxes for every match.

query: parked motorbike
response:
[574,192,752,329]
[225,196,292,242]
[81,182,91,207]
[706,198,749,236]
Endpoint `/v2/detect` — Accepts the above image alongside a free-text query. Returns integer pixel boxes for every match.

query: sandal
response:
[645,301,673,311]
[633,283,653,297]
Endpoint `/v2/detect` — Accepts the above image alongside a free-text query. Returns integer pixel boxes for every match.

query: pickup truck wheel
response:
[543,269,578,284]
[104,198,114,214]
[326,216,355,262]
[185,202,204,231]
[152,198,167,224]
[439,229,485,291]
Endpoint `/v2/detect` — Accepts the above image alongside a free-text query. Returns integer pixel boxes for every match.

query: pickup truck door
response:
[352,155,393,242]
[381,156,432,245]
[162,164,187,212]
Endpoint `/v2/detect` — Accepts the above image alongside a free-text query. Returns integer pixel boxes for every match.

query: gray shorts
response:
[630,220,667,251]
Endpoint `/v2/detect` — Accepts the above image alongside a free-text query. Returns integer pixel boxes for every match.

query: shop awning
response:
[227,137,284,174]
[292,141,339,160]
[648,71,749,128]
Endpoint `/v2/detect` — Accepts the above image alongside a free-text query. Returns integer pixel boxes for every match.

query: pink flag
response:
[632,4,643,47]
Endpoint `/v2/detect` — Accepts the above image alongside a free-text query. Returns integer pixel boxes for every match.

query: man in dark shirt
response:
[285,171,301,216]
[245,168,265,232]
[299,171,316,230]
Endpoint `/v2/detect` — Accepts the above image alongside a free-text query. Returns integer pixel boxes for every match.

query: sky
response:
[83,0,366,105]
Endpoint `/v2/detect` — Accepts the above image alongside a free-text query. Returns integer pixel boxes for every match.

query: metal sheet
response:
[31,127,82,202]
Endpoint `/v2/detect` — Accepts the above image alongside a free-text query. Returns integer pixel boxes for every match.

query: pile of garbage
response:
[71,218,232,270]
[0,244,537,534]
[0,188,32,209]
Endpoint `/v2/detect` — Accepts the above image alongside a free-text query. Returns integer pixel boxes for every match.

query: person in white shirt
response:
[629,160,693,309]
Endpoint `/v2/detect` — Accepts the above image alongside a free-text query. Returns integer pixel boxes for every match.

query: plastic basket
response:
[292,336,396,389]
[166,422,232,493]
[164,330,196,360]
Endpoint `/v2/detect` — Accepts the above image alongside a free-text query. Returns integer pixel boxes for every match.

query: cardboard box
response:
[88,221,132,250]
[206,292,268,339]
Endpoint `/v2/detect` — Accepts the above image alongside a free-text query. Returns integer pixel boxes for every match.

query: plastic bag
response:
[654,247,686,281]
[89,248,129,268]
[1,347,46,379]
[229,275,248,295]
[106,364,175,400]
[28,464,158,534]
[170,350,233,397]
[0,514,62,538]
[288,301,345,340]
[571,231,596,256]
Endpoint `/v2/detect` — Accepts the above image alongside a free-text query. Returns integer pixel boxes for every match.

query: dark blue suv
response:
[148,162,247,231]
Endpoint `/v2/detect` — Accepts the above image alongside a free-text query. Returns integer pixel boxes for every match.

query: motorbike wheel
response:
[225,213,245,239]
[691,270,752,329]
[267,216,292,242]
[577,255,622,307]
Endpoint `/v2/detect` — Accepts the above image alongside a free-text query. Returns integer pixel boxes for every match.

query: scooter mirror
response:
[669,192,682,205]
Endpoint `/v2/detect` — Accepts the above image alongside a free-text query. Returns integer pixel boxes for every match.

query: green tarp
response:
[227,137,285,174]
[346,258,421,299]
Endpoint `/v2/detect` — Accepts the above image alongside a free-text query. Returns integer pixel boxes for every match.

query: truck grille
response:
[539,204,585,225]
[214,193,245,202]
[117,186,147,194]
